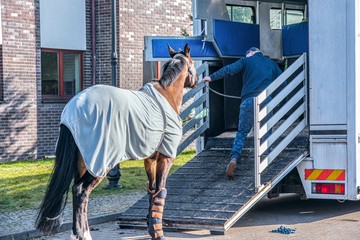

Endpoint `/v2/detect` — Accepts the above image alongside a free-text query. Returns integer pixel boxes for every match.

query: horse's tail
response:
[35,124,78,234]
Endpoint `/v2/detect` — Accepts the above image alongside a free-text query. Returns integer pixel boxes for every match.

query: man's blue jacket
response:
[209,52,282,100]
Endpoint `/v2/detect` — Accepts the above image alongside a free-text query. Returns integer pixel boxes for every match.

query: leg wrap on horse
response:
[147,188,167,240]
[146,185,155,228]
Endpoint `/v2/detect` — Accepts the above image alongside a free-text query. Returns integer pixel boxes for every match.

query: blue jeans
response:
[231,97,254,160]
[231,97,273,160]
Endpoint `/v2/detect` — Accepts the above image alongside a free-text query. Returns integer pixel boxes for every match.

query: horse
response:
[35,44,198,240]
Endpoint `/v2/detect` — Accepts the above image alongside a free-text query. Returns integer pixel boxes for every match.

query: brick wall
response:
[84,0,95,90]
[0,0,38,161]
[119,0,192,90]
[95,0,192,90]
[0,45,3,100]
[95,0,113,86]
[0,0,193,162]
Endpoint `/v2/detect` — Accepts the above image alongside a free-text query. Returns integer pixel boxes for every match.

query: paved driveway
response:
[40,193,360,240]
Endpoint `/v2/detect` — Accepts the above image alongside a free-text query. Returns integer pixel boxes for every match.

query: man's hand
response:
[202,76,212,83]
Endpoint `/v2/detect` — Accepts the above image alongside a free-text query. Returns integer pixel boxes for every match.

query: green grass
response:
[0,149,196,212]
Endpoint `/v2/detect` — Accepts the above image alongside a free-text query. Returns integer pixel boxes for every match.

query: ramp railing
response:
[177,62,210,155]
[254,53,308,190]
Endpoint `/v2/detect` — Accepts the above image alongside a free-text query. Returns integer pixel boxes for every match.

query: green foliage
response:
[180,27,190,37]
[0,160,53,211]
[0,150,196,212]
[180,12,193,36]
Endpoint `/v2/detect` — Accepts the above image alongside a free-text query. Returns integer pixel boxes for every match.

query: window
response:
[41,49,83,100]
[270,8,305,29]
[285,9,304,25]
[270,8,282,29]
[226,5,255,24]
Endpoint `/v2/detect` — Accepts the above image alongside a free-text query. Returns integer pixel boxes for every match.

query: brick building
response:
[0,0,192,162]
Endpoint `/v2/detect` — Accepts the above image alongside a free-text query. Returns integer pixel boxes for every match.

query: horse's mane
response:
[159,57,186,88]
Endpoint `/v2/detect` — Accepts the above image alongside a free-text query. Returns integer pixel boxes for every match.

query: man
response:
[202,47,282,178]
[105,164,123,189]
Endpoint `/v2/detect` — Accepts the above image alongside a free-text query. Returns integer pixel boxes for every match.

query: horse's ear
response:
[184,44,190,57]
[168,44,177,58]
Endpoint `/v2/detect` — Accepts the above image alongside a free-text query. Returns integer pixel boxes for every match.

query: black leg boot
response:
[147,188,167,240]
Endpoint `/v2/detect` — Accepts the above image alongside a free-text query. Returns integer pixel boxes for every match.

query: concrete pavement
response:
[35,194,360,240]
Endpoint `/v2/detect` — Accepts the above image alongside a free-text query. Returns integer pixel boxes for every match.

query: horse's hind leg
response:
[144,152,174,240]
[71,156,104,240]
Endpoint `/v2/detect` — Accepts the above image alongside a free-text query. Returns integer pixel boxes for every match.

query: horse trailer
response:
[118,0,360,234]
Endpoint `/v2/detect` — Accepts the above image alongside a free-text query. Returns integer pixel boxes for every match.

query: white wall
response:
[309,0,347,127]
[40,0,86,50]
[355,0,360,199]
[347,0,360,200]
[308,0,360,200]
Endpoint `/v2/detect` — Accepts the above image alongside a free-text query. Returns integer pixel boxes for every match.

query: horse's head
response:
[168,44,198,88]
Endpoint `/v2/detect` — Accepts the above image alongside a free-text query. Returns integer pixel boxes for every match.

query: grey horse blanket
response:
[60,83,182,177]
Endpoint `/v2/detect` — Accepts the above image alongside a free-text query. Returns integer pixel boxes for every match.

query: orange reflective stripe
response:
[152,211,162,219]
[154,197,165,204]
[328,170,345,181]
[155,230,163,238]
[153,223,163,231]
[336,170,345,181]
[152,204,164,213]
[305,169,345,181]
[318,170,333,180]
[305,169,322,180]
[154,197,165,205]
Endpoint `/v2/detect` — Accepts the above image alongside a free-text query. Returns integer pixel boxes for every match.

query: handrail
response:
[254,53,308,190]
[177,62,210,155]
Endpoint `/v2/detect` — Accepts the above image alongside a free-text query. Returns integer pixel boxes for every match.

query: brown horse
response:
[35,44,197,240]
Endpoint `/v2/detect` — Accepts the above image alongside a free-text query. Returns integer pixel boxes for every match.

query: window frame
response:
[270,8,282,30]
[226,4,255,24]
[270,7,305,30]
[285,9,305,25]
[41,48,84,102]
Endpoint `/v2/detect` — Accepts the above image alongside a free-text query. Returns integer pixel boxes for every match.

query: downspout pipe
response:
[92,0,96,85]
[111,0,118,87]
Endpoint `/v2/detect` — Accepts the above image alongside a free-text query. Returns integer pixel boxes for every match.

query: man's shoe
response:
[226,159,237,178]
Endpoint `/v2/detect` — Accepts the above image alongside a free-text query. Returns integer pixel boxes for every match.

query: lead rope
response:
[204,84,242,99]
[197,79,242,100]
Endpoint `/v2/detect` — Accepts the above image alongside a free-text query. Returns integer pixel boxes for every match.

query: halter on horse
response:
[35,44,197,240]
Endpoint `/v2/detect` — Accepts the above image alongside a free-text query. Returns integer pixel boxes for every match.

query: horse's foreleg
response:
[144,152,174,240]
[155,154,173,191]
[71,156,104,240]
[144,155,157,235]
[144,154,157,192]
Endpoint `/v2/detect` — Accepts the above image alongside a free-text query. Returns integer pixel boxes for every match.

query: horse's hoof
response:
[152,233,166,240]
[69,231,92,240]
